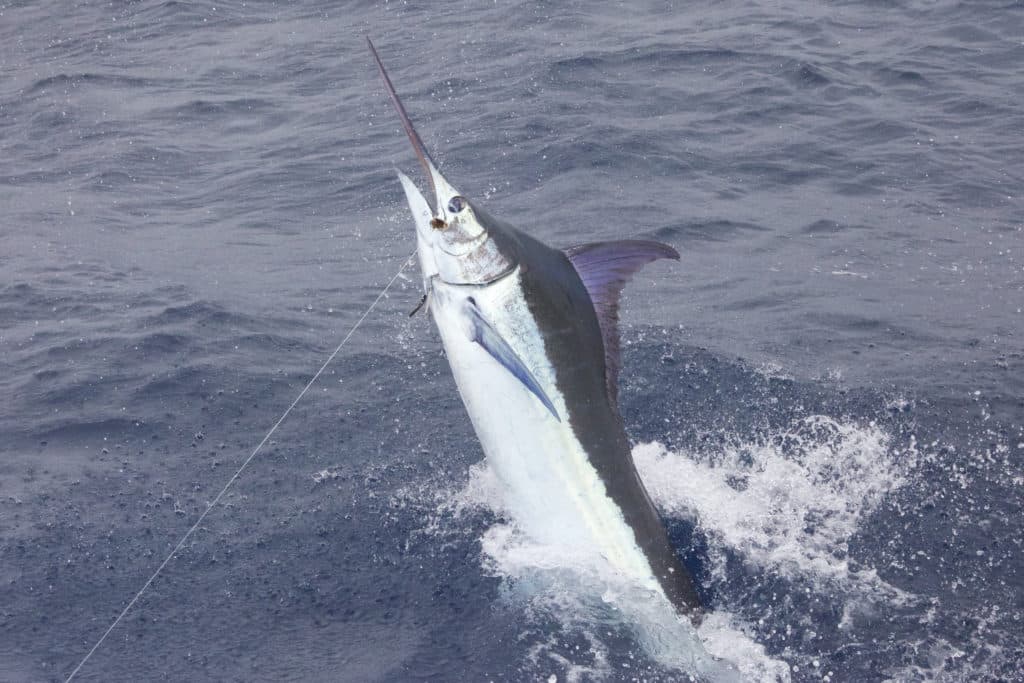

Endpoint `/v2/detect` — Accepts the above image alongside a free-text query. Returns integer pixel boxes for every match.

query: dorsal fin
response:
[564,239,680,404]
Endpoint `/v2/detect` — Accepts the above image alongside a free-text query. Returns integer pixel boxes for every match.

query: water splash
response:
[635,415,916,602]
[396,414,918,680]
[437,464,785,681]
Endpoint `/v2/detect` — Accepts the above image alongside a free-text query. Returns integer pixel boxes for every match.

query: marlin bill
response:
[367,38,701,620]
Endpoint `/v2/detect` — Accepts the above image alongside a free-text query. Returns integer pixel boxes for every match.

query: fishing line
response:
[65,252,416,683]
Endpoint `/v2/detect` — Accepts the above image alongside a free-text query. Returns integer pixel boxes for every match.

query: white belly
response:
[430,271,660,593]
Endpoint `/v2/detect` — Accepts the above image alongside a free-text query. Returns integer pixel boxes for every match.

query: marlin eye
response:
[447,196,467,214]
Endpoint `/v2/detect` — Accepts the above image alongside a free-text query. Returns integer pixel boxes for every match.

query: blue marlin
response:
[368,39,702,620]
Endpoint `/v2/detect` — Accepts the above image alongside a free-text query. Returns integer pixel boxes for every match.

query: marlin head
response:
[367,38,514,287]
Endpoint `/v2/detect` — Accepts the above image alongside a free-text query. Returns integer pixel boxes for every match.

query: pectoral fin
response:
[463,298,560,421]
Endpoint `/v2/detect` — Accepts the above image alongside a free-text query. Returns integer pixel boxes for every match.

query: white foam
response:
[397,414,915,680]
[697,612,792,682]
[635,415,915,601]
[441,466,786,681]
[476,521,762,682]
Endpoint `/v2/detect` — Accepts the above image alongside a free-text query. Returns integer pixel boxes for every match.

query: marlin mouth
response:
[437,228,488,253]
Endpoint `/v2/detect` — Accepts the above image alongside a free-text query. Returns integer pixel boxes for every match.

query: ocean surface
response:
[2,1,1022,681]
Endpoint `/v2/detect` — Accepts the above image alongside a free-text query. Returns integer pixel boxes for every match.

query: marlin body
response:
[369,40,701,618]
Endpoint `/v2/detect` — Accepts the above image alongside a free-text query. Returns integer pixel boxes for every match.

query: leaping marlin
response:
[368,39,702,619]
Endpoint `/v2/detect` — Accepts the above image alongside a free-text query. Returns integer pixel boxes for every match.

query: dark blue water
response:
[2,1,1022,681]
